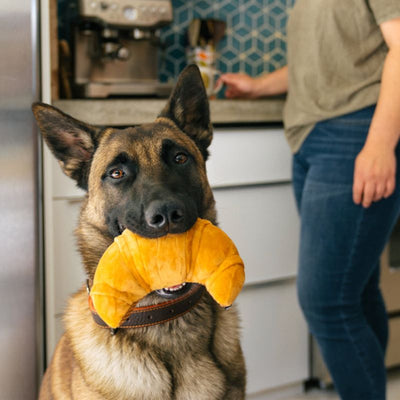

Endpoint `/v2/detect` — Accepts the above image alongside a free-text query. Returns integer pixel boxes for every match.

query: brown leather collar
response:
[87,281,205,335]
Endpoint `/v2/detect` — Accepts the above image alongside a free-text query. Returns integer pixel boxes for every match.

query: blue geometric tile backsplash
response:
[159,0,295,82]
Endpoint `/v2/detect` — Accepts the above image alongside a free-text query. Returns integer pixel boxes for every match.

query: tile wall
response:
[159,0,294,82]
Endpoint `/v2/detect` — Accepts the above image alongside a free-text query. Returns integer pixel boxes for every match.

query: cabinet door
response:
[48,199,85,354]
[46,146,85,199]
[214,184,300,284]
[380,247,400,313]
[207,127,291,187]
[237,281,308,394]
[387,317,400,368]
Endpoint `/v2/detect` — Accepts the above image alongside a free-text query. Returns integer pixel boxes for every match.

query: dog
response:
[33,65,246,400]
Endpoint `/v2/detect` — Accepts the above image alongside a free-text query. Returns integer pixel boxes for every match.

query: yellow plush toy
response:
[90,218,245,328]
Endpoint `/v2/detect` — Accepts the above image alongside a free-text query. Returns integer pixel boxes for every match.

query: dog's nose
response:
[144,200,185,232]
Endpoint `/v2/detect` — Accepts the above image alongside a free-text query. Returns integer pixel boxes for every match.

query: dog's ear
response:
[32,102,101,190]
[159,64,213,160]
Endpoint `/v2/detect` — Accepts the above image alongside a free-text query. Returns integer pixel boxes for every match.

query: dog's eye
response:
[174,152,188,165]
[109,168,125,179]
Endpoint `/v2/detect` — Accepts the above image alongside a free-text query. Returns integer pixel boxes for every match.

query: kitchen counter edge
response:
[53,98,284,126]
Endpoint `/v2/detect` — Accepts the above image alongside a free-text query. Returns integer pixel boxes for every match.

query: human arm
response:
[353,17,400,208]
[218,65,288,99]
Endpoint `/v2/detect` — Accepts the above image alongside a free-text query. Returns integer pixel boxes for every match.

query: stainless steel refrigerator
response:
[0,0,43,398]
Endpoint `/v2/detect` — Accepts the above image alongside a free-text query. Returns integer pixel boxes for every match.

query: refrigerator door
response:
[0,0,42,398]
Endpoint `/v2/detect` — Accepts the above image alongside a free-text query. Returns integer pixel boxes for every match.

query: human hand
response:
[353,142,396,208]
[217,73,258,99]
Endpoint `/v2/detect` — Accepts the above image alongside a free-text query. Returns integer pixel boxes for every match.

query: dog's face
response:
[88,118,209,240]
[33,65,216,284]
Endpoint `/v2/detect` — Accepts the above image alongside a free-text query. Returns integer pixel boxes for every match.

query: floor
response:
[284,369,400,400]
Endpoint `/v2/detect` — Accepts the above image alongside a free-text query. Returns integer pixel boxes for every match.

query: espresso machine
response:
[73,0,173,97]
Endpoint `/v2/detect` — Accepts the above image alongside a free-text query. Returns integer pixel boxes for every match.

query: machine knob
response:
[116,46,130,60]
[102,42,130,61]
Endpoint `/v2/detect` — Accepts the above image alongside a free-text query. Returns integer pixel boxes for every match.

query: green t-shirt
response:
[283,0,400,153]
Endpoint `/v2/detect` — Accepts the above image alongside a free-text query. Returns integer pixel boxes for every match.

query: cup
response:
[198,66,223,97]
[186,45,223,97]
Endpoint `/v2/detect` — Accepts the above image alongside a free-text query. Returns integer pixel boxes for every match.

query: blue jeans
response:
[293,106,400,400]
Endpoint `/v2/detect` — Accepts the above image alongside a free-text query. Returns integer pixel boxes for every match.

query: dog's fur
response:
[33,65,246,400]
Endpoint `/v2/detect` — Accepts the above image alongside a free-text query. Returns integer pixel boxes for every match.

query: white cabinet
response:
[51,158,85,198]
[51,200,86,345]
[207,127,292,187]
[43,125,308,396]
[52,200,85,313]
[237,282,308,394]
[214,185,299,284]
[206,127,307,396]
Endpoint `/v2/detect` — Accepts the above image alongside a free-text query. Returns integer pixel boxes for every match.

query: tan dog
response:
[33,65,246,400]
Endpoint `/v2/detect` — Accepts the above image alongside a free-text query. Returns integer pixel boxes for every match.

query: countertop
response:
[53,98,284,126]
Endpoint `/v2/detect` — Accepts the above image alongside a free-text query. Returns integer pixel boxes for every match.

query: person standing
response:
[219,1,400,399]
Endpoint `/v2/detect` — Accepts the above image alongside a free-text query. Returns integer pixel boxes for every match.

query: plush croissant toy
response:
[90,218,245,328]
